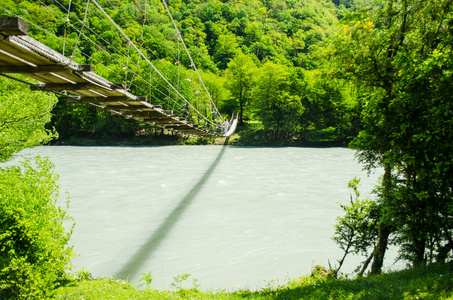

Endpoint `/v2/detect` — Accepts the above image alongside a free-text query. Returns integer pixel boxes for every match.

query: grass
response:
[54,263,453,299]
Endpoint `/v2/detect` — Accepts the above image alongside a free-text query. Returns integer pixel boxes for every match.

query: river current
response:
[6,145,399,290]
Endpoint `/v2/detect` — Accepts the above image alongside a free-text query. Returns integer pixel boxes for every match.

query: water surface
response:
[9,145,397,290]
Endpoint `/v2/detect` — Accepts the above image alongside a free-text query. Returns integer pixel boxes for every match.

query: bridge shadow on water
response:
[115,140,229,280]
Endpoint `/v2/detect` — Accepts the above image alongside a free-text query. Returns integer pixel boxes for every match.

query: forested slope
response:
[0,0,371,143]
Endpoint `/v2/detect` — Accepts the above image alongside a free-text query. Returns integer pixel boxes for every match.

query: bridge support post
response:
[0,17,28,36]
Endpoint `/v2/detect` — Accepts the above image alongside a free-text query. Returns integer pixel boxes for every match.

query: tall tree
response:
[252,62,305,139]
[201,71,231,117]
[329,0,453,273]
[225,52,256,123]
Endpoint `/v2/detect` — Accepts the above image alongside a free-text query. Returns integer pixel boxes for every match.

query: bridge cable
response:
[102,0,182,89]
[10,2,182,117]
[0,0,218,131]
[91,0,215,127]
[126,0,216,124]
[69,0,90,63]
[37,0,186,104]
[69,0,195,116]
[32,0,159,100]
[173,34,180,112]
[0,1,162,106]
[160,0,224,122]
[126,1,148,93]
[62,0,72,56]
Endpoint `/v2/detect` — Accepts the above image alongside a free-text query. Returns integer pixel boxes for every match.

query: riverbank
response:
[51,122,351,147]
[56,262,453,299]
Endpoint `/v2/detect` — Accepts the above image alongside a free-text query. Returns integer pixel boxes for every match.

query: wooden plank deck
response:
[0,17,219,138]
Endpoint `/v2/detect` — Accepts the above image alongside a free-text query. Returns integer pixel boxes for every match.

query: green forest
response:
[1,0,453,298]
[1,0,376,144]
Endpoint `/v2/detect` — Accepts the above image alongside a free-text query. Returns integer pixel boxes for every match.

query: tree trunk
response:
[358,248,375,277]
[238,83,244,124]
[413,237,426,266]
[370,162,393,275]
[335,239,352,274]
[370,224,391,274]
[239,98,244,125]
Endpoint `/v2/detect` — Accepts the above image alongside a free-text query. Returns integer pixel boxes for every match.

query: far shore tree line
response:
[1,0,452,297]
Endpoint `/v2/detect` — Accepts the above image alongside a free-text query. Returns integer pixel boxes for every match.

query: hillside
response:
[0,0,370,143]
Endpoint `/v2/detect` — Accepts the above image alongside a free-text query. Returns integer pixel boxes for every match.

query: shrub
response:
[0,156,74,299]
[0,76,57,163]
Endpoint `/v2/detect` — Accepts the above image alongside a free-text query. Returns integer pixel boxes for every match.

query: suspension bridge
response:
[0,1,238,138]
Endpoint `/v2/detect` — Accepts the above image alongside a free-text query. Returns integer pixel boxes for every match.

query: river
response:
[6,145,400,291]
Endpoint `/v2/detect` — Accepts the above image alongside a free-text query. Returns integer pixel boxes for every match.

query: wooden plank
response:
[127,112,165,118]
[105,97,147,106]
[80,71,115,89]
[74,96,131,103]
[175,129,201,132]
[3,35,77,70]
[0,42,50,68]
[0,56,13,66]
[139,117,175,122]
[120,108,161,113]
[0,47,37,67]
[0,65,94,73]
[103,103,152,109]
[139,119,176,125]
[164,125,195,130]
[0,17,28,36]
[141,114,175,120]
[30,82,112,91]
[111,82,126,89]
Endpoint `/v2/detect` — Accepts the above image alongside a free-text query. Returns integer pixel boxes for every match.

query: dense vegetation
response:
[0,0,373,143]
[0,78,75,298]
[329,0,453,276]
[0,0,452,298]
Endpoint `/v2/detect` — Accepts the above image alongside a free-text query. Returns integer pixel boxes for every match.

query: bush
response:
[0,76,57,163]
[0,156,74,299]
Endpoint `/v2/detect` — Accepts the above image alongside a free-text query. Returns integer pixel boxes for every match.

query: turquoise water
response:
[8,145,398,290]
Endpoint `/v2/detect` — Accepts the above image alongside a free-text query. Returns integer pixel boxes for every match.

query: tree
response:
[213,33,241,69]
[329,0,453,273]
[252,61,305,139]
[225,52,256,123]
[0,157,74,298]
[0,76,57,162]
[0,77,74,298]
[333,178,380,276]
[201,71,231,116]
[301,77,348,142]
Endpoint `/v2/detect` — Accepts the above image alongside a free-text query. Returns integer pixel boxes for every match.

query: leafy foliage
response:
[252,62,306,139]
[0,157,74,299]
[0,0,362,144]
[225,52,256,123]
[333,178,380,275]
[329,0,453,273]
[0,77,57,162]
[0,55,73,300]
[2,0,451,281]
